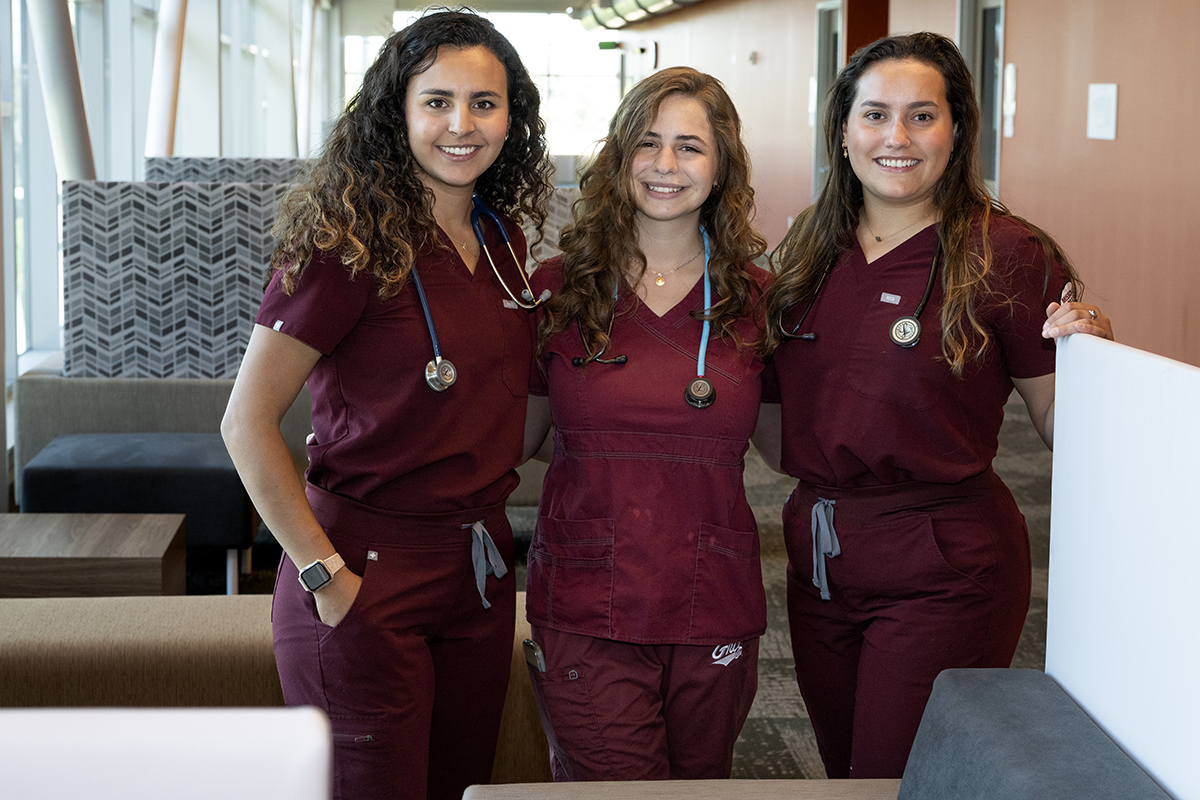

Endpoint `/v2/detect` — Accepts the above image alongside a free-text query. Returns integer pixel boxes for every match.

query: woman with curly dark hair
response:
[520,67,774,781]
[762,32,1113,779]
[221,10,552,800]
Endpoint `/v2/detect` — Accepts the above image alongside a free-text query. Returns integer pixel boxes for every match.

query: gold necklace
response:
[862,214,935,243]
[650,247,703,286]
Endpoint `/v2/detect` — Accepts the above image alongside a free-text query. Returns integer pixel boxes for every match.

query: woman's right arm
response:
[221,323,361,625]
[522,395,554,464]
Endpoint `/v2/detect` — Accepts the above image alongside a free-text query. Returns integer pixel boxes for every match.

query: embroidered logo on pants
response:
[711,642,743,667]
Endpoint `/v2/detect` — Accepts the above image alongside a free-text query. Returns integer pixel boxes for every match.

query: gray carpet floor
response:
[209,392,1051,781]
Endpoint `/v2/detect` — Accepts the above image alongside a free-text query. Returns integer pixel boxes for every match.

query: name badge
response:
[880,292,901,305]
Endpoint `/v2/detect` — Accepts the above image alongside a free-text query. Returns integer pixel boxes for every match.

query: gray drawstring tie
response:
[463,520,508,609]
[811,498,840,601]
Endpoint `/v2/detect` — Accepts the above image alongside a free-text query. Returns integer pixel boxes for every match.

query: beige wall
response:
[615,0,1198,367]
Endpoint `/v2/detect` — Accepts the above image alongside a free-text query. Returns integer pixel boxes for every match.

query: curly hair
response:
[537,67,767,356]
[763,32,1081,375]
[269,8,553,298]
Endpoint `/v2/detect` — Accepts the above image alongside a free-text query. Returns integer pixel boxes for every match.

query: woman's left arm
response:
[1012,373,1056,450]
[1022,299,1114,450]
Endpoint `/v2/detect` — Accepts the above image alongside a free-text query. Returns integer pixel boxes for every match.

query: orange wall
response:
[998,0,1200,366]
[619,0,1198,366]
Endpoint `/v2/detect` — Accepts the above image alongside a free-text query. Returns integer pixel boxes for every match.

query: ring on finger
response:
[1088,309,1097,320]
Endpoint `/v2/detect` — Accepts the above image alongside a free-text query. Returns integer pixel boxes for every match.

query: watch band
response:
[298,552,345,593]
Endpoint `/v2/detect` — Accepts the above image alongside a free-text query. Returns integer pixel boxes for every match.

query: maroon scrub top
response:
[526,258,772,646]
[766,216,1064,489]
[256,220,533,514]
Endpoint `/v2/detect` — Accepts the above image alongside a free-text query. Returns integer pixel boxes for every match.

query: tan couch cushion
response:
[464,779,902,799]
[0,595,282,707]
[493,591,553,783]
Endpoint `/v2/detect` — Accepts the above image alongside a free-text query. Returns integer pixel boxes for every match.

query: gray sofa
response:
[464,668,1170,800]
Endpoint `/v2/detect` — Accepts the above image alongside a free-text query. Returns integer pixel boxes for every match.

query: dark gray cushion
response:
[21,433,253,549]
[898,669,1169,800]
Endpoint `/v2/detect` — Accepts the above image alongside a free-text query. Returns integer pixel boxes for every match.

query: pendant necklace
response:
[650,247,703,286]
[862,214,934,244]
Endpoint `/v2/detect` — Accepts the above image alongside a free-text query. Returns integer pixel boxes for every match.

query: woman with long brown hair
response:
[222,10,552,799]
[522,66,773,781]
[763,32,1112,779]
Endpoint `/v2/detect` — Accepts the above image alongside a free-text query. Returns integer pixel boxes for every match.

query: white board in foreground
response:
[1047,334,1200,800]
[0,706,332,800]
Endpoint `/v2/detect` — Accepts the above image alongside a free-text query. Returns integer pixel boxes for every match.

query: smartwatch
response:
[298,553,345,592]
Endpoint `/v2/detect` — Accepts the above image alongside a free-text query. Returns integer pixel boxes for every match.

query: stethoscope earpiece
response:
[425,358,457,391]
[685,377,716,409]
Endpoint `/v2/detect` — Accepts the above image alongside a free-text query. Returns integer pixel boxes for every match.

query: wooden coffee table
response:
[0,514,186,597]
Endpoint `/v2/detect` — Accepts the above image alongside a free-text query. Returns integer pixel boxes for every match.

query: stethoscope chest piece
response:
[889,315,921,348]
[685,376,716,409]
[425,358,457,392]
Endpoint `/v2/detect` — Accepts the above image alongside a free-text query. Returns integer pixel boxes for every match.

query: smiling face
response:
[405,45,509,200]
[627,93,719,230]
[842,58,956,215]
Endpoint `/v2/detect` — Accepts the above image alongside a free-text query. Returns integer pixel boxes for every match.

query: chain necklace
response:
[861,213,936,243]
[650,247,703,286]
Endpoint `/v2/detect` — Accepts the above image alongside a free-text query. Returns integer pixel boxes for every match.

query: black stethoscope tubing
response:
[571,228,717,409]
[415,195,549,392]
[780,239,941,349]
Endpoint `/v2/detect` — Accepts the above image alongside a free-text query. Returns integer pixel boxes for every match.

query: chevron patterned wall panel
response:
[63,181,288,378]
[144,157,307,184]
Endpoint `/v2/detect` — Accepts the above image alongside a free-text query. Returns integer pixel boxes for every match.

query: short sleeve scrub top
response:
[766,216,1068,778]
[256,220,533,800]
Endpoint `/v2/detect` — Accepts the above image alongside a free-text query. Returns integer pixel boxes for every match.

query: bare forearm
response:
[222,415,330,569]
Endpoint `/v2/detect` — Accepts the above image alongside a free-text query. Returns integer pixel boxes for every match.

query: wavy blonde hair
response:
[537,67,767,355]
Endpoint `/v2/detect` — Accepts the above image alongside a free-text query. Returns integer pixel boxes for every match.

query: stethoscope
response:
[780,239,941,348]
[572,228,717,410]
[412,194,550,392]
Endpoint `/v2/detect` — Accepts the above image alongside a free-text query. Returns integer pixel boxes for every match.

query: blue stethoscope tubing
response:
[572,226,717,409]
[685,228,716,408]
[414,195,548,392]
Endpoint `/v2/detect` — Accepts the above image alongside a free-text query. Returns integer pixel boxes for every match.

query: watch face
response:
[300,561,332,591]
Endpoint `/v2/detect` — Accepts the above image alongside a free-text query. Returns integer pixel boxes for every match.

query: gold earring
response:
[842,143,848,159]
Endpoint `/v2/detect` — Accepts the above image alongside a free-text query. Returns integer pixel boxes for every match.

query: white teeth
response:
[647,185,684,193]
[440,146,478,156]
[878,158,919,168]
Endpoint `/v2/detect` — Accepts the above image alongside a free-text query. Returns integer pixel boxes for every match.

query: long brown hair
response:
[269,9,553,298]
[537,67,767,355]
[763,32,1081,375]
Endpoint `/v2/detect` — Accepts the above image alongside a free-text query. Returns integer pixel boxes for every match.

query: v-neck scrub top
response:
[526,257,772,646]
[256,221,533,513]
[766,218,1064,489]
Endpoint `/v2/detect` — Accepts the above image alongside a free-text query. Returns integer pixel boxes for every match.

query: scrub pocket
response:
[689,522,766,640]
[526,516,615,634]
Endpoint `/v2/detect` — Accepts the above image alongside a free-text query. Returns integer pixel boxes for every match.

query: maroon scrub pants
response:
[784,468,1031,779]
[272,485,515,800]
[527,626,759,781]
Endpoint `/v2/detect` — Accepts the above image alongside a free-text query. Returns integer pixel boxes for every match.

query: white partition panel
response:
[1,707,331,800]
[1047,334,1200,800]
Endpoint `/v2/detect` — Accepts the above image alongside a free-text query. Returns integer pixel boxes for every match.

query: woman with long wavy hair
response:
[221,11,552,800]
[762,32,1113,779]
[521,67,774,781]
